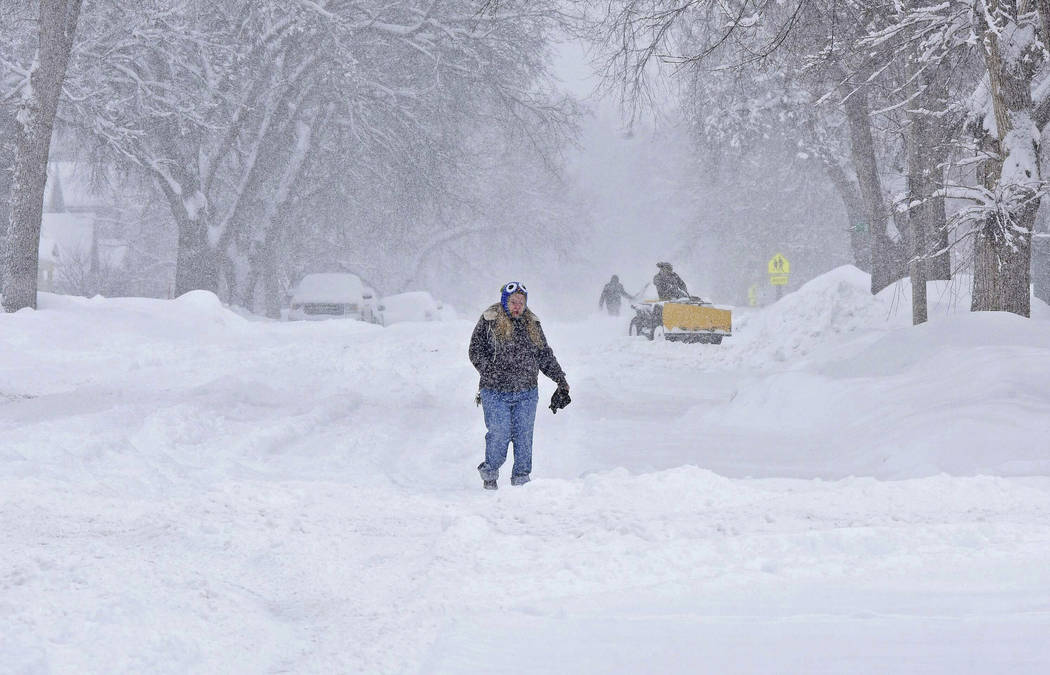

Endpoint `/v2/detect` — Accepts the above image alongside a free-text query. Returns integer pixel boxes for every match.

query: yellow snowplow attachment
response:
[662,302,732,333]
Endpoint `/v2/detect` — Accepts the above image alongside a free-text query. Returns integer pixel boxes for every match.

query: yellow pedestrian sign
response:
[768,253,790,275]
[768,253,790,290]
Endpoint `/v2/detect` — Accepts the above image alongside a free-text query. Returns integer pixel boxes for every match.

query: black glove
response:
[549,382,571,414]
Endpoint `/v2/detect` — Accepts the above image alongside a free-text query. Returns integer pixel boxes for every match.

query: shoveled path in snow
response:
[2,291,1050,673]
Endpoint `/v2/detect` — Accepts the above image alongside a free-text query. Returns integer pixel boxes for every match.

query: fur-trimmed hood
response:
[482,303,545,347]
[482,303,539,322]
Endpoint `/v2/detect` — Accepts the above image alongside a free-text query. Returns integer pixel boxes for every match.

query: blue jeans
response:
[477,387,538,481]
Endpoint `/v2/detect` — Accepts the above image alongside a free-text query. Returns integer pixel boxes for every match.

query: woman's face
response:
[506,292,526,318]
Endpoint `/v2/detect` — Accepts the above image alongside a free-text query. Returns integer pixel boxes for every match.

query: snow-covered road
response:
[3,269,1050,673]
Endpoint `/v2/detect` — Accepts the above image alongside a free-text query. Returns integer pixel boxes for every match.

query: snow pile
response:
[719,265,889,367]
[704,310,1050,476]
[657,268,1050,477]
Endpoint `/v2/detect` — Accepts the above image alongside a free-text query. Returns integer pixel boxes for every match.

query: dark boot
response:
[483,479,498,490]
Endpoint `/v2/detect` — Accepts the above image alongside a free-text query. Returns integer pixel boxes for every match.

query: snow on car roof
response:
[292,273,364,303]
[380,291,434,308]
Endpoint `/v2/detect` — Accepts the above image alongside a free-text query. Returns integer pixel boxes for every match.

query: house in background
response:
[38,240,57,292]
[39,160,129,294]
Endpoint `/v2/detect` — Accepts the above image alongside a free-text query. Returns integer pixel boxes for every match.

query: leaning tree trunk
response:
[803,110,872,273]
[2,0,83,312]
[843,89,907,295]
[821,157,872,273]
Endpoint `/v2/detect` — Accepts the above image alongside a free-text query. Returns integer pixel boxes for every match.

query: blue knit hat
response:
[500,281,527,313]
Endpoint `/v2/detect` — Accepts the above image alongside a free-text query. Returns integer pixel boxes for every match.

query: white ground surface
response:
[2,266,1049,673]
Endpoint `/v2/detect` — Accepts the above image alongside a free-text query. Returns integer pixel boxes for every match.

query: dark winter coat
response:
[599,280,632,311]
[654,270,689,300]
[469,303,566,393]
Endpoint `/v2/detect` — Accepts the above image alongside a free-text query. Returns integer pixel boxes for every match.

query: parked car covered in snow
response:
[362,286,380,323]
[377,291,450,325]
[435,301,457,321]
[288,273,374,322]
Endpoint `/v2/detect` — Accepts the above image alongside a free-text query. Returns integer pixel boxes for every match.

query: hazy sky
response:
[553,39,702,301]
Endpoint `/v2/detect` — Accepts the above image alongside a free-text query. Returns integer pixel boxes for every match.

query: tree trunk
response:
[1,110,15,295]
[0,155,11,296]
[262,244,282,319]
[905,119,929,324]
[922,114,953,282]
[843,90,906,294]
[971,207,1036,315]
[821,157,871,273]
[904,64,943,325]
[906,22,953,285]
[1033,234,1050,305]
[972,1,1041,317]
[239,255,259,311]
[174,225,220,296]
[154,170,219,296]
[235,240,281,318]
[2,0,83,312]
[926,188,952,281]
[238,109,320,317]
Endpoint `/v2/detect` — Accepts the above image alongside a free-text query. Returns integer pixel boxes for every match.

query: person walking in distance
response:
[599,274,632,316]
[469,282,570,490]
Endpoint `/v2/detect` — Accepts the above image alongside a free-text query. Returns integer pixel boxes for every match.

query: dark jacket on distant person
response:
[599,276,632,315]
[469,303,567,392]
[654,269,689,300]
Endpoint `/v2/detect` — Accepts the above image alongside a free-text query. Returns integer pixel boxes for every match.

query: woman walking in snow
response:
[468,282,570,490]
